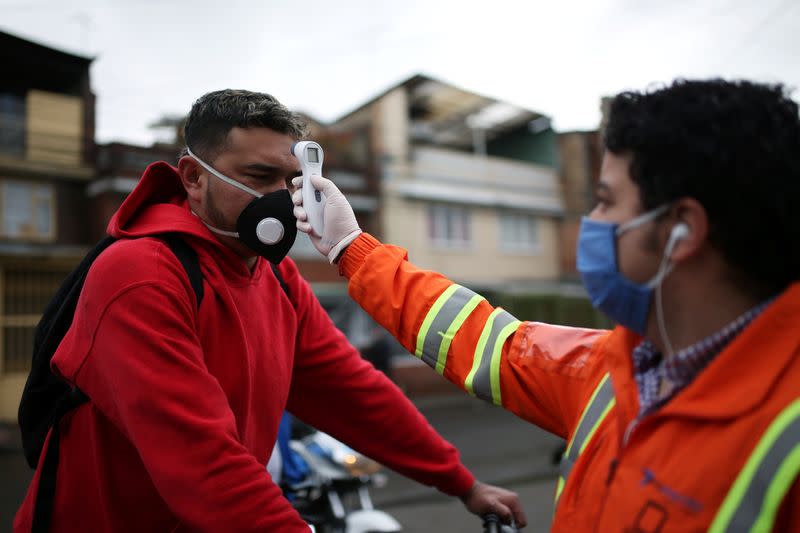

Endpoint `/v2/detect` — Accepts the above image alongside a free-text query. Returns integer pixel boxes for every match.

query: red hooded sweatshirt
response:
[14,162,474,532]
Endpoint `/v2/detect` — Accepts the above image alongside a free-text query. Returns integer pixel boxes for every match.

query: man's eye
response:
[591,197,610,214]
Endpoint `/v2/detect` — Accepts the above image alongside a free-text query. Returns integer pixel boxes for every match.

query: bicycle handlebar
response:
[481,513,519,532]
[482,513,502,533]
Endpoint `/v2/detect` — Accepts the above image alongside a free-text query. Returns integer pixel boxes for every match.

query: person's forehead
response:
[600,152,636,191]
[221,127,299,168]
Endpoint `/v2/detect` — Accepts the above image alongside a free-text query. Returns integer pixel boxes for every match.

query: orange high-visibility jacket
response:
[340,234,800,532]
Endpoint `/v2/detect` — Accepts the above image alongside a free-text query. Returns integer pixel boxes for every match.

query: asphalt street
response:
[373,394,563,532]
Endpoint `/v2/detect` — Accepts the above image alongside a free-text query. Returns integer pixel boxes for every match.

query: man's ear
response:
[177,155,203,202]
[669,197,709,262]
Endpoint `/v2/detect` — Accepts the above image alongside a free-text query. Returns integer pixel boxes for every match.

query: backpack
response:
[18,233,289,533]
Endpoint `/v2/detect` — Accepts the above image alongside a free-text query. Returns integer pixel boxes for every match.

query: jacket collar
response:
[604,282,800,422]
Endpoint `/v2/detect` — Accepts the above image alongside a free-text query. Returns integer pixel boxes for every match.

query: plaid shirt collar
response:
[632,298,774,417]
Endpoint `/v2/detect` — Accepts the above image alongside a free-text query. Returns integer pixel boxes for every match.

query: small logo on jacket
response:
[625,500,668,533]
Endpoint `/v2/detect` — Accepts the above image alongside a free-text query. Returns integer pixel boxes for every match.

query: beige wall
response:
[384,197,560,284]
[26,90,84,167]
[351,89,564,286]
[375,88,409,161]
[382,143,563,284]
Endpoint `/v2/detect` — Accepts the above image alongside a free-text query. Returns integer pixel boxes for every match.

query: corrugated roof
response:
[334,74,548,149]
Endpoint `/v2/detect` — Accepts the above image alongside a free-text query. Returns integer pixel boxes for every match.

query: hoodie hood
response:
[108,161,216,245]
[107,161,287,281]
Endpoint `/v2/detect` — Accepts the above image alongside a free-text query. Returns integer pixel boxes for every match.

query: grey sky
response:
[2,0,799,145]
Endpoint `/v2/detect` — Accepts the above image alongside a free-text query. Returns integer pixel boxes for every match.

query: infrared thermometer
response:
[291,141,326,236]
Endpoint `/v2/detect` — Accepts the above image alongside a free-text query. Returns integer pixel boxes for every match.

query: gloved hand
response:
[292,175,362,263]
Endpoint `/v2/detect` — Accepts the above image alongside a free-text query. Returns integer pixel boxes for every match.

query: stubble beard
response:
[203,187,256,260]
[205,186,231,231]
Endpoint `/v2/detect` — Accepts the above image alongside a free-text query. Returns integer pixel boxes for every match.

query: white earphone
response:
[666,223,690,255]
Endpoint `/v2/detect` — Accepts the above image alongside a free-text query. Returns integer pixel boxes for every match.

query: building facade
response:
[0,32,96,422]
[556,130,603,280]
[332,75,566,294]
[326,75,580,387]
[0,39,604,420]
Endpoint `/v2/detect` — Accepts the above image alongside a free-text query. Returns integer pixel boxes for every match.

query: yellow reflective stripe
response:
[464,308,501,396]
[565,373,612,459]
[554,476,566,504]
[435,293,484,375]
[467,310,518,403]
[753,445,800,533]
[554,373,615,508]
[709,398,800,533]
[554,399,616,506]
[414,284,484,374]
[489,319,521,406]
[579,399,616,455]
[415,284,459,359]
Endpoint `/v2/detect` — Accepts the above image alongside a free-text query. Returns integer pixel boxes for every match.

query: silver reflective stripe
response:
[711,399,800,533]
[559,374,615,481]
[417,286,483,372]
[554,373,615,508]
[470,310,518,404]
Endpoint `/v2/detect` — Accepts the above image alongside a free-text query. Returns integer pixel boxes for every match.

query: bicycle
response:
[482,513,521,532]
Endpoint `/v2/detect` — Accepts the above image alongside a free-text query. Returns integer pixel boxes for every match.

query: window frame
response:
[498,211,541,254]
[0,91,26,157]
[427,203,473,250]
[0,178,57,242]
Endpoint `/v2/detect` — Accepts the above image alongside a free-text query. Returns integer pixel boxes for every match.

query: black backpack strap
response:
[31,388,88,533]
[29,236,118,533]
[31,235,203,533]
[23,235,118,468]
[161,234,204,309]
[270,262,290,302]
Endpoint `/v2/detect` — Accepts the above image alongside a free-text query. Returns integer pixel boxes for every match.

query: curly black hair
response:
[605,79,800,297]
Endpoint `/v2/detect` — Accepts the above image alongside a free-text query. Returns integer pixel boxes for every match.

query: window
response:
[499,212,540,253]
[0,180,56,241]
[428,204,471,248]
[0,93,25,157]
[1,266,72,374]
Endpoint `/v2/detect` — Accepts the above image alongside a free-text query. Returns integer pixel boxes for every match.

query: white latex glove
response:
[292,175,362,263]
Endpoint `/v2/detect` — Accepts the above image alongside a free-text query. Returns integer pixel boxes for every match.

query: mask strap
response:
[616,204,670,236]
[186,148,263,198]
[205,224,239,239]
[191,210,240,239]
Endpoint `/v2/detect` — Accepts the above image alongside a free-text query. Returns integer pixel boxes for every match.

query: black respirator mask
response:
[187,148,297,264]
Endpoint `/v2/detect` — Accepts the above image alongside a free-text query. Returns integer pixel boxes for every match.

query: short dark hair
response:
[184,89,308,161]
[605,79,800,296]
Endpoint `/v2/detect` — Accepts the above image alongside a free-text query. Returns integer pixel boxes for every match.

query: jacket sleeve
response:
[51,242,311,533]
[280,259,474,497]
[339,233,611,439]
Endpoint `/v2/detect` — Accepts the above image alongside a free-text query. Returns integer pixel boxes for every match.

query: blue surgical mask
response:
[576,205,671,334]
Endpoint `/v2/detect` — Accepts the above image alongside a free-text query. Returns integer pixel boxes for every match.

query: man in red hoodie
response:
[14,89,525,532]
